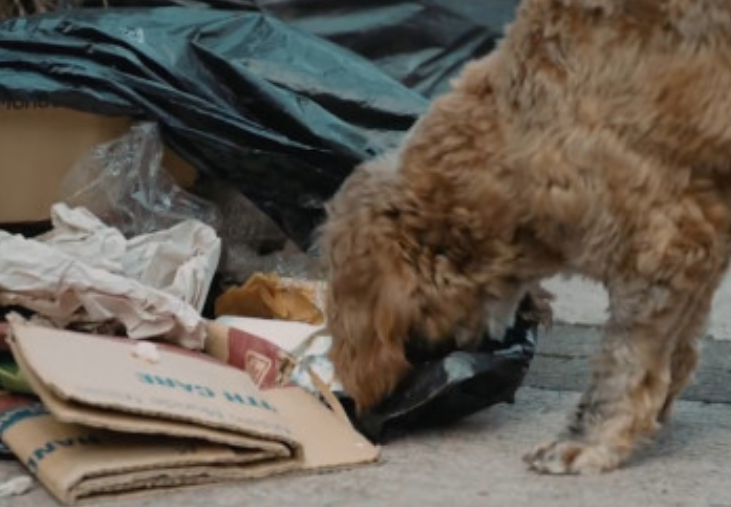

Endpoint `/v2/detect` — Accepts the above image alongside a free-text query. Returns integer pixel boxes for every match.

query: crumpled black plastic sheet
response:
[257,0,519,98]
[338,296,541,443]
[83,0,520,99]
[0,7,427,247]
[0,2,520,247]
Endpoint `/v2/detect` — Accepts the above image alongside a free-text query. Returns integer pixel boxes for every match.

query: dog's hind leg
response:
[525,230,725,474]
[524,286,682,474]
[655,290,710,422]
[658,254,730,421]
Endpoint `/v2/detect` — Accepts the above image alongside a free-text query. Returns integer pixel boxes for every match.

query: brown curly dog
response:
[319,0,731,474]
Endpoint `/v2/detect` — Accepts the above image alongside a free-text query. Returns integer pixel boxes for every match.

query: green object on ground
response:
[0,358,34,395]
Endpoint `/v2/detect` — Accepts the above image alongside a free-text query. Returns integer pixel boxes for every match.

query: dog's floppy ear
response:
[321,163,416,411]
[326,246,414,413]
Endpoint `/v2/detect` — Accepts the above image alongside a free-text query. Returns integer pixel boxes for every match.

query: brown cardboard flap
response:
[267,388,379,470]
[5,322,379,505]
[0,108,130,223]
[0,412,298,505]
[10,324,297,446]
[12,336,290,457]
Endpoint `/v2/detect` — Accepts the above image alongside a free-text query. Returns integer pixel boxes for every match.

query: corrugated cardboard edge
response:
[9,336,292,457]
[7,321,379,504]
[265,388,380,472]
[71,460,301,506]
[5,325,304,505]
[0,407,302,506]
[8,322,302,452]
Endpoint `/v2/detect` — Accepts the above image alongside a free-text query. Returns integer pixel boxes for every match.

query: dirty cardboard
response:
[2,322,379,505]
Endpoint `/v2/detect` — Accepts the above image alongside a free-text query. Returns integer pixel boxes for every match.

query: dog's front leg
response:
[524,278,711,475]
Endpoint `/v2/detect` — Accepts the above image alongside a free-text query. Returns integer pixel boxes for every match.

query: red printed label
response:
[226,328,291,389]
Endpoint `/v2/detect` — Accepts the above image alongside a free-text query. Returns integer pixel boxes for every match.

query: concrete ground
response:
[544,274,731,341]
[2,316,731,507]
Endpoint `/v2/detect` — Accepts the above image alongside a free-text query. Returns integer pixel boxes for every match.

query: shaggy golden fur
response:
[320,0,731,474]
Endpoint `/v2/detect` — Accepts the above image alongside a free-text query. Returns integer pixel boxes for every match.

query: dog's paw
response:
[523,440,620,475]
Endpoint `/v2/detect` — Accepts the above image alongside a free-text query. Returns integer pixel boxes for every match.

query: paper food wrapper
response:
[1,322,378,505]
[214,273,325,325]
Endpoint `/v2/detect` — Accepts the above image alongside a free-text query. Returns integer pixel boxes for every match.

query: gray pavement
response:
[545,275,731,341]
[2,323,730,507]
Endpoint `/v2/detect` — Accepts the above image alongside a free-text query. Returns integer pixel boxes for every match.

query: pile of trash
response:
[0,2,549,505]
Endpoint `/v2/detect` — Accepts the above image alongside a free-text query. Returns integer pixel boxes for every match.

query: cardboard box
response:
[1,322,379,505]
[0,105,197,224]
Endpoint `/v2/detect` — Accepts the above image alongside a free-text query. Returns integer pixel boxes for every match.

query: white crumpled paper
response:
[0,204,220,349]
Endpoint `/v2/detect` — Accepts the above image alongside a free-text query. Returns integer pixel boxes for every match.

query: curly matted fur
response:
[320,0,731,474]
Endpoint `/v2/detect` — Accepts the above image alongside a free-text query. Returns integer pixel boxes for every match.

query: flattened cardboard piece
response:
[6,322,379,505]
[10,324,295,445]
[13,340,291,456]
[0,406,296,505]
[266,388,378,470]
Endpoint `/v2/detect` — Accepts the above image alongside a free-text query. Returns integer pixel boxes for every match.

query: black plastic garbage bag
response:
[0,2,523,246]
[256,0,519,98]
[338,295,544,443]
[83,0,520,99]
[0,7,427,247]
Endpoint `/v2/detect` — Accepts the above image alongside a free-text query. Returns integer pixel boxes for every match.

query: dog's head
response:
[319,155,538,412]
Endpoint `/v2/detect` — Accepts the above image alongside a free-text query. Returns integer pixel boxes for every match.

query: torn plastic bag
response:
[83,0,520,98]
[338,295,544,443]
[0,7,426,248]
[60,122,222,237]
